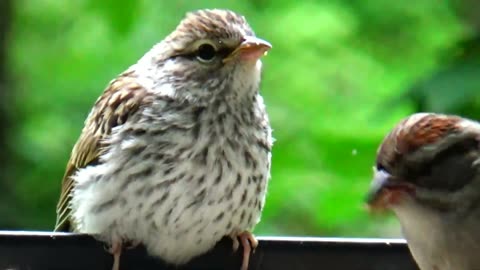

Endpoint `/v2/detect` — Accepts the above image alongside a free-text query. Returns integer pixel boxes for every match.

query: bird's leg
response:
[230,231,258,270]
[231,233,240,252]
[108,241,122,270]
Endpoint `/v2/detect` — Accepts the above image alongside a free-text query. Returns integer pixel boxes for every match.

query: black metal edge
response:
[0,231,419,270]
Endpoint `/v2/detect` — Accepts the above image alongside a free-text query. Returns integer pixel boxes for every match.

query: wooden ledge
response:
[0,231,419,270]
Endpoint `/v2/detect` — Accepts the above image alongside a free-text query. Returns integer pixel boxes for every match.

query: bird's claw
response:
[230,231,258,270]
[104,241,122,270]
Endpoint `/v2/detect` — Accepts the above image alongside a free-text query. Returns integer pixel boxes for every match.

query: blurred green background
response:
[0,0,479,238]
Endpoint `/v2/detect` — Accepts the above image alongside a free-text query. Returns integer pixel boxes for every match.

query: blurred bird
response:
[54,9,273,270]
[366,113,480,270]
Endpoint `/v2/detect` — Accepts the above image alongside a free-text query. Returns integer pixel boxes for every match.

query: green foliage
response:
[5,0,479,237]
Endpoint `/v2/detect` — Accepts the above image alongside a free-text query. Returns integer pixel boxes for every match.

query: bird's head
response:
[366,113,480,215]
[138,9,271,105]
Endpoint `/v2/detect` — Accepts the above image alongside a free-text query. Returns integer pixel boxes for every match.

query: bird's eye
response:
[196,43,217,63]
[376,163,386,172]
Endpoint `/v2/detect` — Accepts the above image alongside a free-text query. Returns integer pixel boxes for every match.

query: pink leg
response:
[108,241,122,270]
[231,231,258,270]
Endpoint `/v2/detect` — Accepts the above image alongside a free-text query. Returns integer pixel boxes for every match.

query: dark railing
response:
[0,231,419,270]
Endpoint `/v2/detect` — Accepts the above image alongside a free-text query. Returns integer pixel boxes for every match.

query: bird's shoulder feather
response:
[55,70,153,231]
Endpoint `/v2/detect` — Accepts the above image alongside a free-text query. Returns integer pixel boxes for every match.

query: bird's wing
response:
[55,70,152,231]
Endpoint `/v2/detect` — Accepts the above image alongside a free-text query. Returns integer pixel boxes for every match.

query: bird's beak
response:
[223,36,272,63]
[365,169,414,212]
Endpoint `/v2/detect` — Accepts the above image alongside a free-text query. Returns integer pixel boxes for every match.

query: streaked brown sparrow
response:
[55,9,273,270]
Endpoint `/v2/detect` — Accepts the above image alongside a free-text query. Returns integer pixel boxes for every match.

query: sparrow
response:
[54,9,273,270]
[366,112,480,270]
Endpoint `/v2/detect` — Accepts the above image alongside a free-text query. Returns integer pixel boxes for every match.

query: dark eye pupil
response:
[377,163,387,172]
[197,44,216,61]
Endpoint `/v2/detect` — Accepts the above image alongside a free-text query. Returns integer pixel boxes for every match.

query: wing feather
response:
[54,70,152,231]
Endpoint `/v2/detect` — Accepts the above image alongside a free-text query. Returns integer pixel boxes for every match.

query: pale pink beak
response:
[223,36,272,63]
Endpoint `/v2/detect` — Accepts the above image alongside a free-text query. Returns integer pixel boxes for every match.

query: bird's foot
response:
[230,231,258,270]
[107,241,122,270]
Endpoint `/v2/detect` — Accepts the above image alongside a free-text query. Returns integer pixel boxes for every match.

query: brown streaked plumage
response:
[55,71,152,231]
[55,9,272,270]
